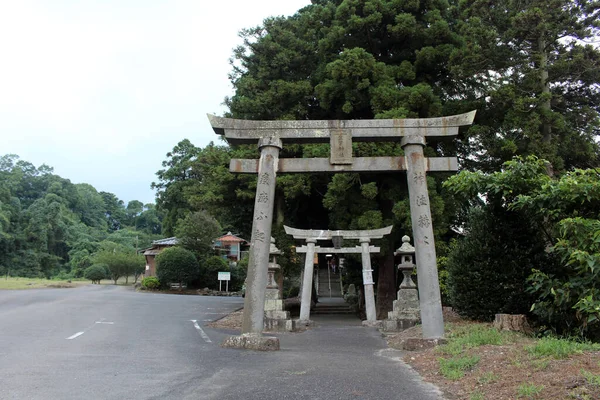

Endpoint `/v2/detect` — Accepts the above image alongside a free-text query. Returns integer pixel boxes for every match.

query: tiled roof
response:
[143,249,161,256]
[151,237,179,246]
[215,232,247,243]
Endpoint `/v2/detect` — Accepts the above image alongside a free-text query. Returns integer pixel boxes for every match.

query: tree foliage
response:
[93,244,146,284]
[0,154,162,280]
[84,265,106,284]
[155,246,199,290]
[445,157,600,339]
[174,211,222,262]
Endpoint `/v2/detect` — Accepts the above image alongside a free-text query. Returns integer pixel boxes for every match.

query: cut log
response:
[493,314,532,334]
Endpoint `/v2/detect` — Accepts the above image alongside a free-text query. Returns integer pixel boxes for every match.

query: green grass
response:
[0,277,80,290]
[477,371,498,385]
[516,383,544,398]
[581,369,600,387]
[0,276,137,290]
[438,324,512,356]
[439,355,480,380]
[470,390,484,400]
[525,337,600,359]
[531,357,550,371]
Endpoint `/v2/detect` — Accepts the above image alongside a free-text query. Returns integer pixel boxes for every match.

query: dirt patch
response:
[208,309,244,331]
[386,312,600,400]
[406,342,600,399]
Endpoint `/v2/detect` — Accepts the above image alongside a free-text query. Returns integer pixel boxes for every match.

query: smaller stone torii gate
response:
[209,111,475,350]
[284,225,392,325]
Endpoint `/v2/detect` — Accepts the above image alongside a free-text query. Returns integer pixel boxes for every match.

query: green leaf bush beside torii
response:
[444,156,600,339]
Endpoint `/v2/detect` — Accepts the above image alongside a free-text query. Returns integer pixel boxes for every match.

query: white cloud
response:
[0,0,309,204]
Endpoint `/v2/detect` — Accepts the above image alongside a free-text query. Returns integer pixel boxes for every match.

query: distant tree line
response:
[0,154,162,280]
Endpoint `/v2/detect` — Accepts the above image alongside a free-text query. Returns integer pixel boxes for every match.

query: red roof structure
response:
[214,232,247,261]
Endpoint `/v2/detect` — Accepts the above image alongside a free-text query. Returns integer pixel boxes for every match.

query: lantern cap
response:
[394,235,415,255]
[269,237,282,255]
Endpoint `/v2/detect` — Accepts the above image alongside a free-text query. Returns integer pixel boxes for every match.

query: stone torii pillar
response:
[402,135,444,339]
[359,237,377,324]
[298,238,317,324]
[222,137,282,351]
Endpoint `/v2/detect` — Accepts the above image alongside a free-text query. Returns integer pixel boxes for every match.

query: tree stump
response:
[493,314,532,334]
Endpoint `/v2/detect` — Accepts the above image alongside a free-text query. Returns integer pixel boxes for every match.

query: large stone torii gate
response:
[209,111,475,350]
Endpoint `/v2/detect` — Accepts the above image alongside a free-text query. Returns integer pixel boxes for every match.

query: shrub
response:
[528,218,600,340]
[141,276,160,290]
[204,256,228,289]
[286,286,300,298]
[84,265,106,284]
[446,206,549,320]
[156,247,198,290]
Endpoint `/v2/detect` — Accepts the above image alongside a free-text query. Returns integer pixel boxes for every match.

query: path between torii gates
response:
[213,313,444,400]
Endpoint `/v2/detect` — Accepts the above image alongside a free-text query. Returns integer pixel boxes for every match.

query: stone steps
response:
[313,304,354,315]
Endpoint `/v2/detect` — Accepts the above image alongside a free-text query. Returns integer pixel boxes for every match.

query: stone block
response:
[400,338,447,351]
[383,319,419,332]
[264,299,284,311]
[221,334,280,351]
[264,289,280,301]
[361,320,383,328]
[294,319,314,327]
[388,309,420,320]
[265,310,290,320]
[264,318,294,332]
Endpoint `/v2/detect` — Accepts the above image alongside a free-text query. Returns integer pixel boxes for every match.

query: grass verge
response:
[394,321,600,400]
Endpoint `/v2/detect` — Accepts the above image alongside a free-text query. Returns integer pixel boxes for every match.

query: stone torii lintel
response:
[208,112,476,145]
[283,225,393,241]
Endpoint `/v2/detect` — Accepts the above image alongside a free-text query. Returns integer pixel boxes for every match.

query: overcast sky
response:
[0,0,309,205]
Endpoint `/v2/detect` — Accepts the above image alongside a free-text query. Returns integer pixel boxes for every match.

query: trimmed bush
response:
[141,276,160,290]
[156,247,198,290]
[84,265,106,284]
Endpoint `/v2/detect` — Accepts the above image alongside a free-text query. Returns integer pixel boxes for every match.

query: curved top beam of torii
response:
[208,111,476,145]
[283,225,393,240]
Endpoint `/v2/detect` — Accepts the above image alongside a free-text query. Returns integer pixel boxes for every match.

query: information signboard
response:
[218,272,231,281]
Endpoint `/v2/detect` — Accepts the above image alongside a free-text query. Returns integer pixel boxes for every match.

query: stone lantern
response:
[395,235,417,289]
[267,237,281,290]
[264,237,294,332]
[383,235,421,332]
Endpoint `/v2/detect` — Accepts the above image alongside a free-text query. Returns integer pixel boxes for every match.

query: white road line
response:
[66,319,114,340]
[66,331,85,340]
[190,320,212,343]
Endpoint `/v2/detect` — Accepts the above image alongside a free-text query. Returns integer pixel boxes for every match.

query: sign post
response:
[218,271,231,292]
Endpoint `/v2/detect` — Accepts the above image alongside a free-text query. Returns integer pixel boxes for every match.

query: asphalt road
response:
[0,285,444,400]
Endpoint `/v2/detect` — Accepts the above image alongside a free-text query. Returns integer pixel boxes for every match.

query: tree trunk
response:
[275,195,285,228]
[376,242,396,320]
[493,314,532,334]
[539,35,552,143]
